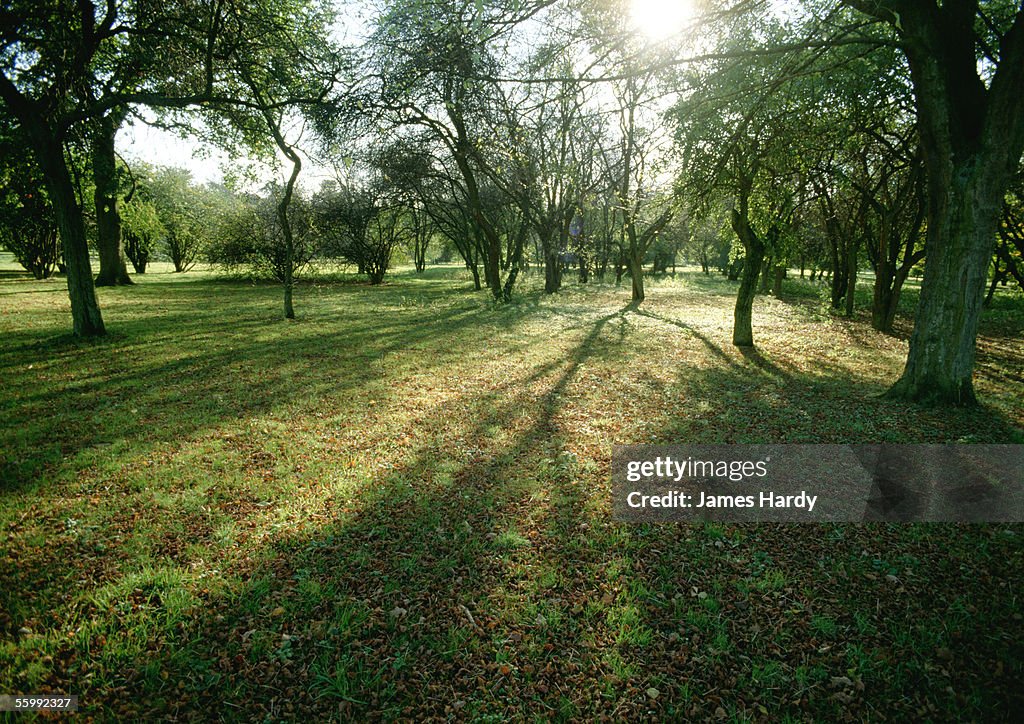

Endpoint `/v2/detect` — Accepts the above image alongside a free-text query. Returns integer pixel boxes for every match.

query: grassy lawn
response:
[1,259,1022,720]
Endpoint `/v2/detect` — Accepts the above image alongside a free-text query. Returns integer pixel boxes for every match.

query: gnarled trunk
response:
[731,202,764,347]
[887,163,1002,404]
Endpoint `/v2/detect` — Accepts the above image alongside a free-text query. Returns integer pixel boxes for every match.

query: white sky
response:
[119,121,227,185]
[119,116,336,193]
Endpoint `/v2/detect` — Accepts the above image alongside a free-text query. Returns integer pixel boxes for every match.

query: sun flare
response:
[630,0,693,42]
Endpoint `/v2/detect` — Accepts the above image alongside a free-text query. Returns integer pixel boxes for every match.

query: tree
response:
[684,206,732,275]
[0,116,61,279]
[369,139,437,273]
[120,196,166,274]
[0,171,60,281]
[364,202,408,284]
[845,0,1024,404]
[673,11,809,347]
[990,169,1024,301]
[613,69,677,303]
[0,0,217,333]
[352,0,552,301]
[792,28,924,328]
[211,188,318,286]
[314,178,404,285]
[147,167,213,273]
[0,0,333,333]
[195,0,341,318]
[508,48,601,294]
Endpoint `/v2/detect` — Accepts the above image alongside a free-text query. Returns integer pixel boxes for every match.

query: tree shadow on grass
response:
[73,300,1021,720]
[29,304,635,720]
[735,345,791,380]
[6,279,1023,720]
[0,280,535,495]
[631,307,736,368]
[0,269,36,281]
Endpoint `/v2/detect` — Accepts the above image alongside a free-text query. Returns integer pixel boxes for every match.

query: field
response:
[1,259,1023,720]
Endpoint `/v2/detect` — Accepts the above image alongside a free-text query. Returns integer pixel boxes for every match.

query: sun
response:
[629,0,694,42]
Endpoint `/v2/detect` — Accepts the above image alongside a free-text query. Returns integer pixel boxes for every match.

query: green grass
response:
[1,257,1022,719]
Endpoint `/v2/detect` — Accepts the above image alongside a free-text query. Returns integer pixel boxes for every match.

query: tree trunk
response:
[627,236,645,302]
[829,236,845,309]
[882,263,913,331]
[255,99,302,320]
[733,245,763,347]
[844,240,857,317]
[984,264,1006,307]
[501,220,529,302]
[872,253,895,330]
[758,258,771,294]
[858,0,1024,405]
[772,264,785,297]
[284,274,295,317]
[482,222,502,300]
[32,127,106,336]
[124,231,149,274]
[542,233,561,294]
[92,113,132,287]
[887,167,1002,404]
[414,236,427,272]
[731,205,764,347]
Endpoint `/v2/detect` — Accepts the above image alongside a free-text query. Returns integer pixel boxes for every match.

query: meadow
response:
[1,258,1022,720]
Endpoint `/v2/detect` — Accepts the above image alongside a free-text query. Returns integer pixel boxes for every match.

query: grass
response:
[1,255,1022,720]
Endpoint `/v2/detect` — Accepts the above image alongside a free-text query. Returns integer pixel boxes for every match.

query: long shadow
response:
[17,303,630,719]
[629,305,805,384]
[736,344,791,380]
[0,280,528,493]
[84,298,1020,719]
[604,357,1024,718]
[0,269,35,281]
[630,307,735,367]
[6,276,1022,719]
